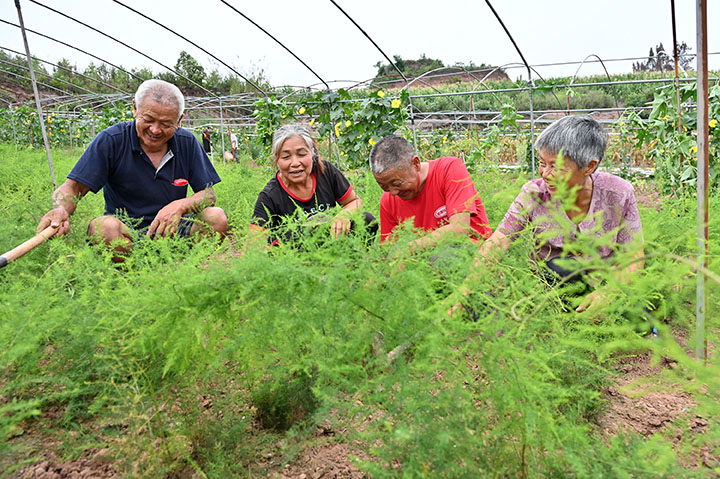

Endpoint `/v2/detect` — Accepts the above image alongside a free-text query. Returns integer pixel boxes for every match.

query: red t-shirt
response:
[379,157,492,242]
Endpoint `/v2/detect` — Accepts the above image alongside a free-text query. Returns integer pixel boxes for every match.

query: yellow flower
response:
[52,112,56,117]
[391,99,401,109]
[377,90,385,98]
[618,121,625,126]
[298,107,306,115]
[691,157,697,163]
[76,134,80,138]
[334,122,341,137]
[710,119,718,128]
[690,145,698,154]
[309,118,316,126]
[442,136,447,144]
[61,129,65,133]
[368,138,376,146]
[345,120,352,127]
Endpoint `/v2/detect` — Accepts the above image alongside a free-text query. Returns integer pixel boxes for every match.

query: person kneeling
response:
[468,115,644,313]
[250,123,377,246]
[369,136,492,254]
[36,79,228,263]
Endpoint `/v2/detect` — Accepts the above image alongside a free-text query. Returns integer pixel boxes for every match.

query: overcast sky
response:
[1,0,718,91]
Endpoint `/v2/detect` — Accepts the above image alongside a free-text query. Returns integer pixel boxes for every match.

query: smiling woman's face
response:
[276,135,313,188]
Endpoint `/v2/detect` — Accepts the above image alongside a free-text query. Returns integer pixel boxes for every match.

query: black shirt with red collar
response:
[251,160,353,244]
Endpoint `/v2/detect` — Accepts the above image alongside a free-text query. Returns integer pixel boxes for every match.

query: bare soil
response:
[596,328,720,469]
[270,443,367,479]
[16,449,116,479]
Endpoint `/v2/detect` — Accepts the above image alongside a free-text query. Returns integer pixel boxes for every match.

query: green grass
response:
[0,143,719,478]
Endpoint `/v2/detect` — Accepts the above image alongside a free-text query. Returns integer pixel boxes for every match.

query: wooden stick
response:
[0,226,57,269]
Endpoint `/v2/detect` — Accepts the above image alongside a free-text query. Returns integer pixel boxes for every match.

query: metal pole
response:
[15,0,56,188]
[329,0,418,152]
[484,0,535,178]
[695,0,709,361]
[671,0,685,170]
[529,77,536,180]
[219,97,226,159]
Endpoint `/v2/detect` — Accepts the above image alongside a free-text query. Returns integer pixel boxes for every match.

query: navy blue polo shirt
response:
[68,121,221,229]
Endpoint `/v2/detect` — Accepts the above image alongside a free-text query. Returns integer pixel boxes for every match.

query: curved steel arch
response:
[0,18,144,82]
[0,45,130,94]
[29,0,216,97]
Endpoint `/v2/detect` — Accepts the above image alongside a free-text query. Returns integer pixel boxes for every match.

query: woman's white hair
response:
[134,79,185,121]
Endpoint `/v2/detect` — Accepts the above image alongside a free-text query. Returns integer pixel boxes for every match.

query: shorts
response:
[88,214,196,240]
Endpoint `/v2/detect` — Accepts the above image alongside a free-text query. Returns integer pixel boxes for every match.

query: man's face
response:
[373,158,423,201]
[133,98,181,151]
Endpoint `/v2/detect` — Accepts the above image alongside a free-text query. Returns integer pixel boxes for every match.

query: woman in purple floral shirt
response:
[476,115,644,312]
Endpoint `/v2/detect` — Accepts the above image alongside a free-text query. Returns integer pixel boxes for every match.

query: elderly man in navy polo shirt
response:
[37,79,227,261]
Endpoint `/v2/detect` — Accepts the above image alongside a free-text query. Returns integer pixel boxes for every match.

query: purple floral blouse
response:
[498,172,643,261]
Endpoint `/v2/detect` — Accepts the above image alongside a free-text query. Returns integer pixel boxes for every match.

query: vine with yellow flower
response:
[252,88,409,168]
[619,82,720,193]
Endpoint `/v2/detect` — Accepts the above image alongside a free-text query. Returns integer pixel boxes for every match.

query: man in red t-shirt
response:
[369,136,491,252]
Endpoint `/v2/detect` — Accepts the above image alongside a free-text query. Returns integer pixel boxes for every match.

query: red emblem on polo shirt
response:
[173,178,188,186]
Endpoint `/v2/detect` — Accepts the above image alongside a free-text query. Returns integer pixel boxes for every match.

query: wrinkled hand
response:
[447,286,471,317]
[148,200,187,238]
[576,289,606,313]
[37,207,70,236]
[331,216,351,238]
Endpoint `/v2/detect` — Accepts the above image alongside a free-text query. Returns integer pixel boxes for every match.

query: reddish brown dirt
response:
[270,443,368,479]
[16,449,116,479]
[596,351,696,437]
[596,327,718,472]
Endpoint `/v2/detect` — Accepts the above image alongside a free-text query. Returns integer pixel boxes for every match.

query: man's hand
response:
[576,289,606,313]
[36,179,90,237]
[147,199,188,238]
[37,207,70,236]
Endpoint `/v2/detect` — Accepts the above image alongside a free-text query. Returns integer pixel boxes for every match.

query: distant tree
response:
[174,51,205,89]
[633,42,694,73]
[392,54,406,73]
[51,58,82,92]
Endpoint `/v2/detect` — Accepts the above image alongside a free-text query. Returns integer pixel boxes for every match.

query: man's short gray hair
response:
[134,79,185,121]
[369,136,416,174]
[535,114,607,169]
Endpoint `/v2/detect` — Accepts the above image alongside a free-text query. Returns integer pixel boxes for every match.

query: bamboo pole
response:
[0,226,57,269]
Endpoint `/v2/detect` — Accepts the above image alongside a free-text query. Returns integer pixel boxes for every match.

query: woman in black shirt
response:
[251,123,375,245]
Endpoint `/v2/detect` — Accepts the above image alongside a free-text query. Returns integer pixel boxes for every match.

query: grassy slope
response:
[0,145,719,478]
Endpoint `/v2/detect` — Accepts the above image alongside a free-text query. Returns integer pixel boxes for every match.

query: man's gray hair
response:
[134,79,185,121]
[535,114,607,169]
[369,136,416,174]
